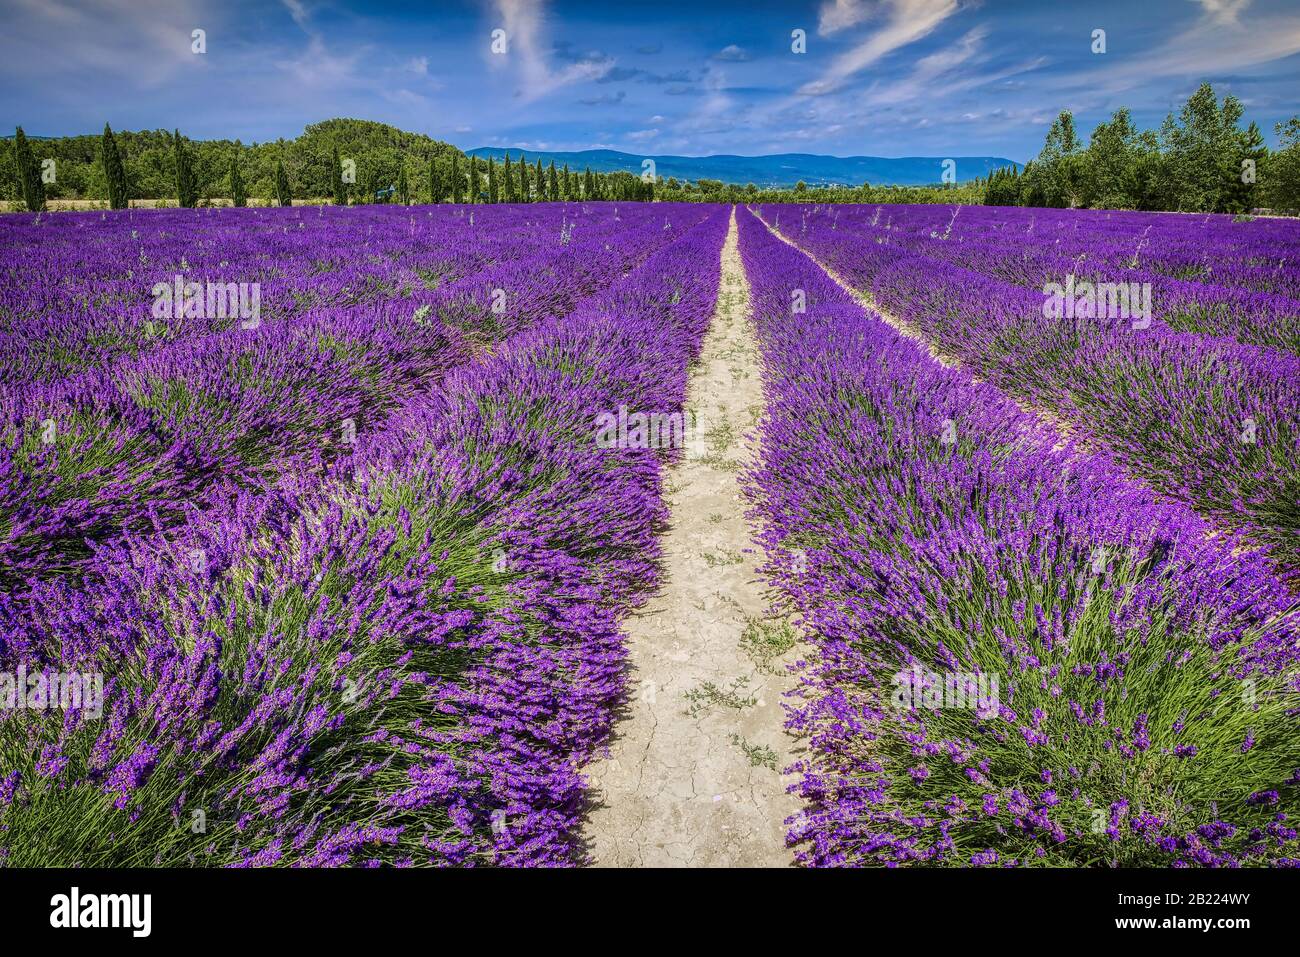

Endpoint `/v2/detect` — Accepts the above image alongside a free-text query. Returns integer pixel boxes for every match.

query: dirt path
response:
[580,207,801,867]
[756,209,1089,450]
[756,209,970,372]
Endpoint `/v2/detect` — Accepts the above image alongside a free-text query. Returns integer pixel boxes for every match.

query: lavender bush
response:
[762,204,1300,578]
[737,205,1300,867]
[0,203,727,866]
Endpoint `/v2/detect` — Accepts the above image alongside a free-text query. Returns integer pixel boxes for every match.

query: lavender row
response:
[735,205,1299,867]
[0,206,731,866]
[762,205,1300,577]
[776,204,1300,357]
[0,203,670,383]
[831,203,1300,299]
[0,205,710,585]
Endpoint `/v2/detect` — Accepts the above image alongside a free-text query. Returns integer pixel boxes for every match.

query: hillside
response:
[467,146,1021,187]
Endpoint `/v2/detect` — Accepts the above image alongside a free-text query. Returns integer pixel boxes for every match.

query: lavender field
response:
[741,205,1300,866]
[1,200,1298,869]
[0,203,727,865]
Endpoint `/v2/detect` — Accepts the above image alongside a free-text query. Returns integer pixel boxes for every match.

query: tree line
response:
[7,86,1300,213]
[3,118,653,210]
[984,83,1300,213]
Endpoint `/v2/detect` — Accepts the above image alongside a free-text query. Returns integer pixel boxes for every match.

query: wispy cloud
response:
[280,0,310,31]
[1192,0,1250,26]
[1054,0,1300,98]
[818,0,875,35]
[490,0,614,101]
[802,0,961,95]
[856,26,1046,108]
[713,44,750,62]
[0,0,204,86]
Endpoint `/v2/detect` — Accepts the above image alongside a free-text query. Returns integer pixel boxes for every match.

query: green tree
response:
[1160,83,1246,212]
[230,149,246,207]
[331,146,346,205]
[1034,110,1085,207]
[275,157,292,207]
[429,157,442,204]
[451,153,462,203]
[172,130,198,208]
[503,152,515,202]
[548,160,558,202]
[101,123,129,210]
[1078,108,1139,208]
[1265,117,1300,210]
[397,162,410,204]
[487,156,498,203]
[1225,120,1266,213]
[13,127,46,212]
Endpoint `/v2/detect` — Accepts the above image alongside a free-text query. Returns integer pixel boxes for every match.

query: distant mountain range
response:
[467,147,1021,188]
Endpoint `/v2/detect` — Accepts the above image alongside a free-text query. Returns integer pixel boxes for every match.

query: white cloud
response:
[802,0,961,95]
[280,0,310,30]
[1191,0,1250,26]
[490,0,614,101]
[279,34,364,89]
[1,0,205,86]
[1055,0,1300,98]
[714,44,750,61]
[818,0,875,35]
[858,24,986,105]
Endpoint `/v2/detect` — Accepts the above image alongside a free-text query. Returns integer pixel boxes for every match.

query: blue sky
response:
[3,0,1299,161]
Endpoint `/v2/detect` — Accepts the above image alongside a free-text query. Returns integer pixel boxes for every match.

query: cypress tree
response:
[563,164,571,201]
[504,152,515,202]
[14,127,46,212]
[230,150,246,207]
[101,123,129,210]
[584,167,594,200]
[429,157,442,204]
[468,155,478,202]
[172,130,198,208]
[487,157,498,203]
[548,161,558,202]
[451,153,462,203]
[275,157,292,207]
[534,159,544,202]
[331,146,346,205]
[397,163,410,205]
